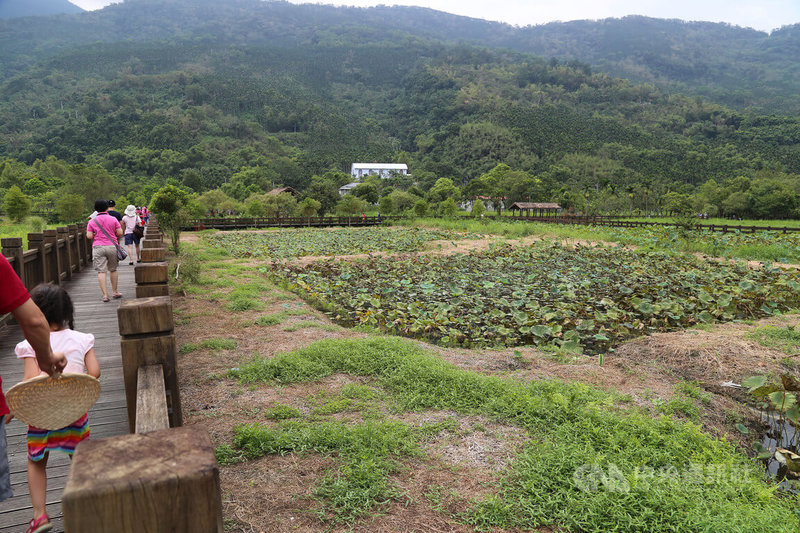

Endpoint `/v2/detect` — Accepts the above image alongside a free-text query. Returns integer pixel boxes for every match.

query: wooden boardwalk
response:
[0,263,135,532]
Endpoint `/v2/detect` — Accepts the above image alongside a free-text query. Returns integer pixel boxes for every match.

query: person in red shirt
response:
[0,255,67,502]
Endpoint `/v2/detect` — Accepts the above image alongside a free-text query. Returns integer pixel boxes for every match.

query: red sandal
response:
[26,513,52,533]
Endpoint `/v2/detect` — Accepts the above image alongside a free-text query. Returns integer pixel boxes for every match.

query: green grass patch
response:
[234,417,454,522]
[179,337,238,354]
[404,216,800,263]
[748,325,800,353]
[264,403,303,420]
[255,313,287,326]
[225,283,269,312]
[0,217,55,249]
[228,336,800,531]
[204,227,481,259]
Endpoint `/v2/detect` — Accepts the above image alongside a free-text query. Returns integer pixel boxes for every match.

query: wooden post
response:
[140,247,166,262]
[1,238,25,288]
[136,365,169,433]
[27,233,47,288]
[68,224,81,272]
[117,296,182,431]
[43,229,62,284]
[62,426,223,532]
[58,226,73,280]
[81,222,92,266]
[134,262,169,297]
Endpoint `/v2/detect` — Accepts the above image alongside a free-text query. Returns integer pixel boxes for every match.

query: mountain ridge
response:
[0,1,797,113]
[0,0,83,19]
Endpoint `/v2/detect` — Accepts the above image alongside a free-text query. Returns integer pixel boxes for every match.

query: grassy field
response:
[618,216,800,228]
[172,229,800,532]
[399,217,800,263]
[0,217,52,249]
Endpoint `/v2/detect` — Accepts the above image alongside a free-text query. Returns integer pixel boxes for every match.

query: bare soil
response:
[174,231,798,532]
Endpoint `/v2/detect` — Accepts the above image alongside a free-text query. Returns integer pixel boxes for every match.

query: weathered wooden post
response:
[43,229,62,284]
[68,224,81,271]
[142,236,163,249]
[117,296,182,431]
[134,261,169,297]
[27,232,47,287]
[140,245,166,262]
[61,426,223,532]
[1,238,25,287]
[57,226,73,280]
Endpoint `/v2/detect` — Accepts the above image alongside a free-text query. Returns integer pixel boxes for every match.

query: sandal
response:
[26,513,52,533]
[112,293,123,299]
[129,261,134,265]
[102,296,110,302]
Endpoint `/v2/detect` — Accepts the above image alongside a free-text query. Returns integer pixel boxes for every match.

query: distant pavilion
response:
[509,202,562,217]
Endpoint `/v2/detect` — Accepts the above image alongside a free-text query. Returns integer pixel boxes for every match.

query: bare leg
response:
[127,242,135,261]
[110,270,120,295]
[97,272,108,299]
[136,242,141,260]
[28,453,49,521]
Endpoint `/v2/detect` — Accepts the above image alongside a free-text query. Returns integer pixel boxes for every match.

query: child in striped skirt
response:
[11,284,100,533]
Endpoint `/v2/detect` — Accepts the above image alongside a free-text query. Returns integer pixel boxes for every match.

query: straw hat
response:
[125,204,136,217]
[6,373,101,430]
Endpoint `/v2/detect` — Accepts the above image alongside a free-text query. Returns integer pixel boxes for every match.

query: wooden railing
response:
[1,224,92,291]
[508,215,800,233]
[186,215,389,229]
[62,222,223,532]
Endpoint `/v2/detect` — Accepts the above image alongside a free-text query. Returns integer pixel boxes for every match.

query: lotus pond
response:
[204,227,482,259]
[271,243,800,353]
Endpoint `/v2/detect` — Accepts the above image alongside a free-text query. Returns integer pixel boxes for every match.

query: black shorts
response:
[124,233,140,245]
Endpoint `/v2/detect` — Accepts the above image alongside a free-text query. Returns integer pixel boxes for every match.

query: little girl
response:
[12,284,100,533]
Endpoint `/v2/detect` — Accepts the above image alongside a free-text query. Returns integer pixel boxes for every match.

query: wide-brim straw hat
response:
[124,204,136,217]
[6,373,101,430]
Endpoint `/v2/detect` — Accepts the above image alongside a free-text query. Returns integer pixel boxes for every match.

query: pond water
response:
[759,410,799,492]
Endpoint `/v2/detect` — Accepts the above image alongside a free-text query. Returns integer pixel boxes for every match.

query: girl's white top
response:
[15,329,94,375]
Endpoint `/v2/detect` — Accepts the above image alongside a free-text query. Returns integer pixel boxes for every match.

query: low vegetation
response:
[203,227,480,259]
[222,336,800,531]
[272,242,800,352]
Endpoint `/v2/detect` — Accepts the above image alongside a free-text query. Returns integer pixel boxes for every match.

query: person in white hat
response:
[121,205,142,265]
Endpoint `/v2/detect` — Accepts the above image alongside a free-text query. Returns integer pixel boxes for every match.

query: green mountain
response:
[0,0,799,219]
[1,1,798,113]
[0,0,83,19]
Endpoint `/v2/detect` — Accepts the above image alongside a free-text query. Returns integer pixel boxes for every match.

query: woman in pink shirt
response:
[86,199,123,302]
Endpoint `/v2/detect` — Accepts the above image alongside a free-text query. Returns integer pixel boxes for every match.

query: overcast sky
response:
[70,0,800,32]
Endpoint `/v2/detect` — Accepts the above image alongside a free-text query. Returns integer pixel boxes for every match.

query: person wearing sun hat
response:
[121,205,142,265]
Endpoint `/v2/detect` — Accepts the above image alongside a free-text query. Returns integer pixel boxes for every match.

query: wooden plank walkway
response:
[0,263,135,532]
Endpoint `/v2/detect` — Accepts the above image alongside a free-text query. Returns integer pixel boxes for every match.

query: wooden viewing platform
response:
[0,263,135,532]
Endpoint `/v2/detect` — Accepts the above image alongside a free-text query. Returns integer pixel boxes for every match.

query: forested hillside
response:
[1,0,800,220]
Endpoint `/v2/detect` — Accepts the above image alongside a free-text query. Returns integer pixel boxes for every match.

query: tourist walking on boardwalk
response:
[12,284,100,533]
[86,199,124,302]
[0,258,66,507]
[106,200,123,222]
[121,205,142,265]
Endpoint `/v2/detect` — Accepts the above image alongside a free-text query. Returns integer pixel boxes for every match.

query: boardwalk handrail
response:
[186,215,392,230]
[507,215,800,234]
[62,223,222,532]
[1,223,92,292]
